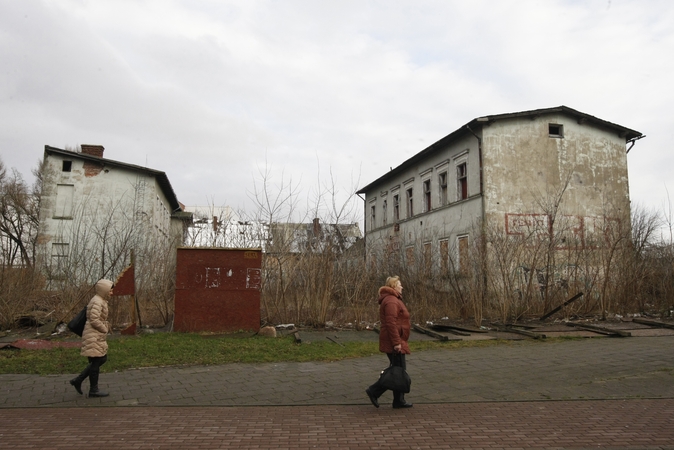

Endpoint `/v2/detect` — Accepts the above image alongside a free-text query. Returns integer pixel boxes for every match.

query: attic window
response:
[549,124,564,138]
[62,161,72,172]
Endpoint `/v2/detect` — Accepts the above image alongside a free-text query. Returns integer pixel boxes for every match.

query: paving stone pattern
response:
[1,335,674,449]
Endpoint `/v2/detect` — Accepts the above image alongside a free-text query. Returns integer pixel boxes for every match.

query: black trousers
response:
[75,354,108,392]
[367,353,408,403]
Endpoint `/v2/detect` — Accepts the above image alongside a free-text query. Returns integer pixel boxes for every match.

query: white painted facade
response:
[357,106,643,271]
[37,145,188,286]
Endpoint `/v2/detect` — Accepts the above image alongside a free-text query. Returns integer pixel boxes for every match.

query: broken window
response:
[382,199,387,226]
[62,161,72,172]
[51,243,69,279]
[423,179,431,212]
[549,123,564,138]
[439,171,448,206]
[370,204,376,230]
[406,188,413,218]
[457,163,467,201]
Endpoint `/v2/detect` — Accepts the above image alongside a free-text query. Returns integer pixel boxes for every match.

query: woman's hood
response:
[378,286,400,304]
[94,279,114,298]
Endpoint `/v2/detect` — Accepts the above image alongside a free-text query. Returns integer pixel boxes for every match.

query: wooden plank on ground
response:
[293,331,302,344]
[632,318,674,330]
[566,322,631,337]
[492,324,546,339]
[413,324,454,341]
[431,324,471,336]
[540,292,584,321]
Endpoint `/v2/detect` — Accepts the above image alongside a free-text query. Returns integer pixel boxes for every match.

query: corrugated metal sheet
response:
[174,248,261,332]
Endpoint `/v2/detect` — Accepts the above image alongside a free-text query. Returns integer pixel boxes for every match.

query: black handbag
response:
[379,354,411,393]
[67,306,87,337]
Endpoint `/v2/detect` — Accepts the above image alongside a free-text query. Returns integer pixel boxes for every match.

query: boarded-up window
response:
[423,242,432,273]
[458,235,469,274]
[439,239,449,273]
[54,184,74,218]
[406,245,415,266]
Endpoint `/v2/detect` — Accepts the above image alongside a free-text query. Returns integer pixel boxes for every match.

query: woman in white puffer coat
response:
[69,279,113,398]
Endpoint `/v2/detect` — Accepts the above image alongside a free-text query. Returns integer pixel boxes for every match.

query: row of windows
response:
[370,160,468,230]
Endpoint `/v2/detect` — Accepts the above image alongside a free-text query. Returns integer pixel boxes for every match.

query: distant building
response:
[184,208,362,257]
[36,145,190,287]
[267,219,362,255]
[357,106,643,272]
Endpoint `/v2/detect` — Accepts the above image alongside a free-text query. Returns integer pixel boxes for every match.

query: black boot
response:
[70,364,91,395]
[69,377,84,395]
[87,367,109,398]
[392,392,413,409]
[365,388,380,408]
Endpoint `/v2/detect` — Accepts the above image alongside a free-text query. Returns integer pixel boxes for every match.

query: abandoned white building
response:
[357,106,643,274]
[36,145,190,287]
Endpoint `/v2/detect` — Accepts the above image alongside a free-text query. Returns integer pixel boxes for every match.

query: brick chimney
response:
[80,145,105,158]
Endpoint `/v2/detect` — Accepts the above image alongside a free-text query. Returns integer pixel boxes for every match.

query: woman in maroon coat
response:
[365,276,413,408]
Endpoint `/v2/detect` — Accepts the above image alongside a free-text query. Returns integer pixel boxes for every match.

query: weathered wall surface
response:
[37,150,181,283]
[481,114,630,244]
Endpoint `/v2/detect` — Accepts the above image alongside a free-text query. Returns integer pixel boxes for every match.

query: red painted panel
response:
[174,248,261,332]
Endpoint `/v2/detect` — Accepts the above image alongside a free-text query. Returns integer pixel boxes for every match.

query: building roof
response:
[44,145,183,212]
[356,105,643,195]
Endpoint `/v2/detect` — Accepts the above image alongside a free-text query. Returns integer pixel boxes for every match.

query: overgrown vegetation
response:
[1,155,674,334]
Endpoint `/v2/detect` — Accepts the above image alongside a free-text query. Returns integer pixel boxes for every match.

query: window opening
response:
[549,124,564,138]
[370,205,376,230]
[457,163,468,200]
[62,161,72,172]
[423,179,431,212]
[393,195,400,221]
[439,172,448,206]
[406,188,413,218]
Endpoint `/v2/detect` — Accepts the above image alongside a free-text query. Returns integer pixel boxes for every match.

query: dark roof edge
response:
[44,145,182,212]
[356,106,643,194]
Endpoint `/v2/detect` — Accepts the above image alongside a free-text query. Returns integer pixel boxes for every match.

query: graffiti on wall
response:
[505,213,621,249]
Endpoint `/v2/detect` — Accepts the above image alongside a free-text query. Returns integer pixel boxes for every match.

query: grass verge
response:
[0,333,515,375]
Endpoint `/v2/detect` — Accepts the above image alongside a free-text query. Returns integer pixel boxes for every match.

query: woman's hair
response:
[385,276,400,288]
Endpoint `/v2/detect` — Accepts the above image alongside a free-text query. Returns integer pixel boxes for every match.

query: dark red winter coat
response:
[378,286,411,354]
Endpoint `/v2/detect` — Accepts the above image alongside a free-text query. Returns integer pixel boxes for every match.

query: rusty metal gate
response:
[174,248,262,332]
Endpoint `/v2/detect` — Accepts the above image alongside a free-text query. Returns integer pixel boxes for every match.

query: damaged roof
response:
[44,145,183,212]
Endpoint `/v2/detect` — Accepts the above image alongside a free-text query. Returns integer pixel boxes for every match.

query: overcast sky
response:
[1,0,672,227]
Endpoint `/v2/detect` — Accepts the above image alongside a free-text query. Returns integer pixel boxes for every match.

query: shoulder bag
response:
[67,306,87,337]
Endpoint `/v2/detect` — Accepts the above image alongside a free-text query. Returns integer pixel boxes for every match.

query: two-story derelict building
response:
[36,145,191,288]
[357,106,643,276]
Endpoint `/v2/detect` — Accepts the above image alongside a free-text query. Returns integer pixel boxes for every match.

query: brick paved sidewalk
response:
[1,400,673,449]
[2,336,674,408]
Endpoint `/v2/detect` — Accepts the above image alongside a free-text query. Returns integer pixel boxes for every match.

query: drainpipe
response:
[626,135,645,154]
[465,125,484,219]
